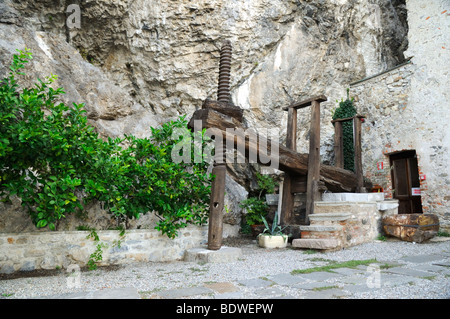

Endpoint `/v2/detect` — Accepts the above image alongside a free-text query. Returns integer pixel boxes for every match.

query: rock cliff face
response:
[1,0,407,143]
[0,0,409,231]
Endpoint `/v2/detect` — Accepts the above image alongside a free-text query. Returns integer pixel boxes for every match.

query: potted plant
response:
[257,213,289,249]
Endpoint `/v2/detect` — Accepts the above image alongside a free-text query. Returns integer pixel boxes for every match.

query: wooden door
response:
[390,151,423,214]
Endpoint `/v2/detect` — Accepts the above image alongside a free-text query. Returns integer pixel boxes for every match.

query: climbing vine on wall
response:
[332,89,357,172]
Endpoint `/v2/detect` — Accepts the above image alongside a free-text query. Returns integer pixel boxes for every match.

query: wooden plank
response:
[280,173,295,225]
[282,95,327,111]
[334,121,344,168]
[286,107,297,151]
[331,115,366,123]
[291,179,307,193]
[188,108,243,132]
[202,99,243,122]
[353,116,365,192]
[305,100,322,223]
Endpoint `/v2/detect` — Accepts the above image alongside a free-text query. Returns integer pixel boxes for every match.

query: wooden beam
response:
[353,116,365,192]
[280,173,295,225]
[188,108,359,192]
[291,175,307,193]
[331,115,365,123]
[334,121,344,169]
[305,100,321,224]
[207,163,226,250]
[285,107,297,151]
[202,99,244,122]
[282,95,327,111]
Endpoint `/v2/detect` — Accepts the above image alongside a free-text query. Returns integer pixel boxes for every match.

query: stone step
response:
[314,201,378,215]
[292,238,341,250]
[322,192,385,202]
[299,225,343,232]
[309,212,352,222]
[377,199,399,211]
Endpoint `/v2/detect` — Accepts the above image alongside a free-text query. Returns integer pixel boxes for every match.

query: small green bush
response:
[0,49,212,238]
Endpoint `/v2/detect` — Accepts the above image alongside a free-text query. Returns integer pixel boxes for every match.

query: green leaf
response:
[37,220,48,228]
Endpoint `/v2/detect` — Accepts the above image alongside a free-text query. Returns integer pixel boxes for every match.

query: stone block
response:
[184,246,242,263]
[382,214,439,242]
[299,225,343,232]
[322,192,384,202]
[309,212,352,222]
[292,238,340,250]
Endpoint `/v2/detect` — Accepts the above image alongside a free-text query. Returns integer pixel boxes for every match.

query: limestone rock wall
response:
[3,0,408,147]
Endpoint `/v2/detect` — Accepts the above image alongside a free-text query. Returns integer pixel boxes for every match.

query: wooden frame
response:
[281,96,327,225]
[331,115,366,192]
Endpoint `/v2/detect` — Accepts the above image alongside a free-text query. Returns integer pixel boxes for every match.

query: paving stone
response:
[400,254,446,264]
[338,275,370,285]
[268,273,308,286]
[214,291,244,299]
[156,286,213,299]
[294,281,342,290]
[238,278,273,288]
[203,282,239,294]
[91,287,141,299]
[433,261,450,267]
[271,295,297,299]
[301,288,349,299]
[384,267,435,278]
[409,264,449,273]
[254,287,285,297]
[380,273,420,287]
[331,267,365,276]
[294,271,342,282]
[341,283,382,294]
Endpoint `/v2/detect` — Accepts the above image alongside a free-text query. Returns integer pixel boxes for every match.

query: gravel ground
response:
[1,237,449,299]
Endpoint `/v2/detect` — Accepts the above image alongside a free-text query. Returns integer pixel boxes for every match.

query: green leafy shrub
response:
[240,170,276,227]
[0,49,211,238]
[332,88,357,172]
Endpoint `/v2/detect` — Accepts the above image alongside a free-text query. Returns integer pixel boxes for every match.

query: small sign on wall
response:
[411,187,421,196]
[377,162,384,170]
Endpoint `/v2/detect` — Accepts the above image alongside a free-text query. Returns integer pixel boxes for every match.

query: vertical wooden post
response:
[207,140,226,250]
[286,107,297,151]
[353,116,365,192]
[305,100,321,224]
[280,107,297,225]
[334,121,344,169]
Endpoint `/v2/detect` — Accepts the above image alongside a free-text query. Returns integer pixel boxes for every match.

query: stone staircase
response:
[292,193,398,251]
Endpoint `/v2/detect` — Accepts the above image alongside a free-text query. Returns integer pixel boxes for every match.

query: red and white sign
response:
[377,162,384,170]
[411,188,421,196]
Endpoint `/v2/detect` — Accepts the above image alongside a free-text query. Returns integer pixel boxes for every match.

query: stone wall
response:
[349,0,450,231]
[0,226,208,274]
[350,61,413,199]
